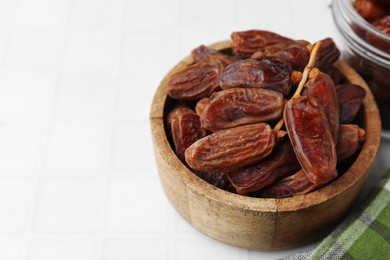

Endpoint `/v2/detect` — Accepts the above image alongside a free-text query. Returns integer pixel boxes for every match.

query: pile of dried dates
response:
[164,30,367,198]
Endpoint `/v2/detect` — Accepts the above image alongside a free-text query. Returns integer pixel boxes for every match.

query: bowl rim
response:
[150,40,381,213]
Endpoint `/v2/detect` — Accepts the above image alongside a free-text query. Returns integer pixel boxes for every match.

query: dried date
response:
[185,123,275,173]
[367,15,390,52]
[167,105,207,162]
[227,138,300,195]
[302,72,339,142]
[220,57,292,96]
[200,88,285,131]
[195,97,209,116]
[336,124,366,163]
[315,38,341,72]
[258,170,316,198]
[231,30,292,58]
[191,45,239,66]
[353,0,388,21]
[284,96,337,185]
[251,40,311,71]
[168,59,224,100]
[336,83,366,123]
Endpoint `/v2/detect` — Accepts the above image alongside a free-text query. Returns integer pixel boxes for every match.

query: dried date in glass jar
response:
[332,0,390,136]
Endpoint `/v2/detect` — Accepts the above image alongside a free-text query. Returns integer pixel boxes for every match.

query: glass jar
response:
[332,0,390,135]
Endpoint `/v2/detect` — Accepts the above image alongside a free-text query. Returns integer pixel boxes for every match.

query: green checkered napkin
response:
[284,169,390,260]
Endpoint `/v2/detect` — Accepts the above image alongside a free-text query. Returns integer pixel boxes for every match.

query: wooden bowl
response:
[149,40,381,249]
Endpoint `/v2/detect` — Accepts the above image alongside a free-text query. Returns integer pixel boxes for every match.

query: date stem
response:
[293,41,322,98]
[273,117,285,134]
[273,41,322,135]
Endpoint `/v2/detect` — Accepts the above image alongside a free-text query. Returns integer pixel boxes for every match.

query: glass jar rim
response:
[340,0,390,41]
[333,0,390,67]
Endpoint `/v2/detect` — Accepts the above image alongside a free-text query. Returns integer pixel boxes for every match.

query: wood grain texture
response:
[149,40,381,249]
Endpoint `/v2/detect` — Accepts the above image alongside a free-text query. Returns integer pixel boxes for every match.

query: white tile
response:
[15,0,70,29]
[120,32,174,74]
[0,239,22,260]
[62,31,120,70]
[0,31,9,67]
[5,32,60,69]
[0,1,19,29]
[102,238,168,260]
[0,70,54,117]
[234,0,292,36]
[0,176,34,233]
[287,0,335,42]
[54,72,112,117]
[103,176,168,232]
[0,122,43,170]
[114,72,156,120]
[175,236,247,260]
[174,210,196,233]
[70,0,124,26]
[178,0,234,28]
[26,239,98,260]
[176,26,234,60]
[124,0,177,31]
[44,120,107,170]
[110,121,155,170]
[32,176,100,233]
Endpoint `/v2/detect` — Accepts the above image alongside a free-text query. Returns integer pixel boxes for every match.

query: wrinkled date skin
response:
[191,45,240,66]
[168,59,224,100]
[315,38,341,72]
[336,83,366,123]
[185,123,275,173]
[258,170,316,198]
[227,138,300,195]
[251,40,311,71]
[167,105,207,162]
[231,30,292,58]
[336,124,366,163]
[220,57,292,96]
[200,88,285,131]
[284,96,337,185]
[303,72,339,142]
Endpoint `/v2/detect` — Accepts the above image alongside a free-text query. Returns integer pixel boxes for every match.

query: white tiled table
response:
[0,0,389,259]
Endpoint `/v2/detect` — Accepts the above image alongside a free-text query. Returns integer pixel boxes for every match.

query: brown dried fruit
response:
[303,72,339,142]
[185,123,275,173]
[168,59,224,100]
[258,169,316,198]
[167,105,207,162]
[227,138,300,195]
[336,83,366,123]
[195,97,209,117]
[231,30,292,58]
[200,88,285,131]
[366,15,390,52]
[336,124,366,163]
[315,38,341,72]
[353,0,388,21]
[251,40,311,71]
[220,57,292,96]
[284,96,337,185]
[191,45,240,65]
